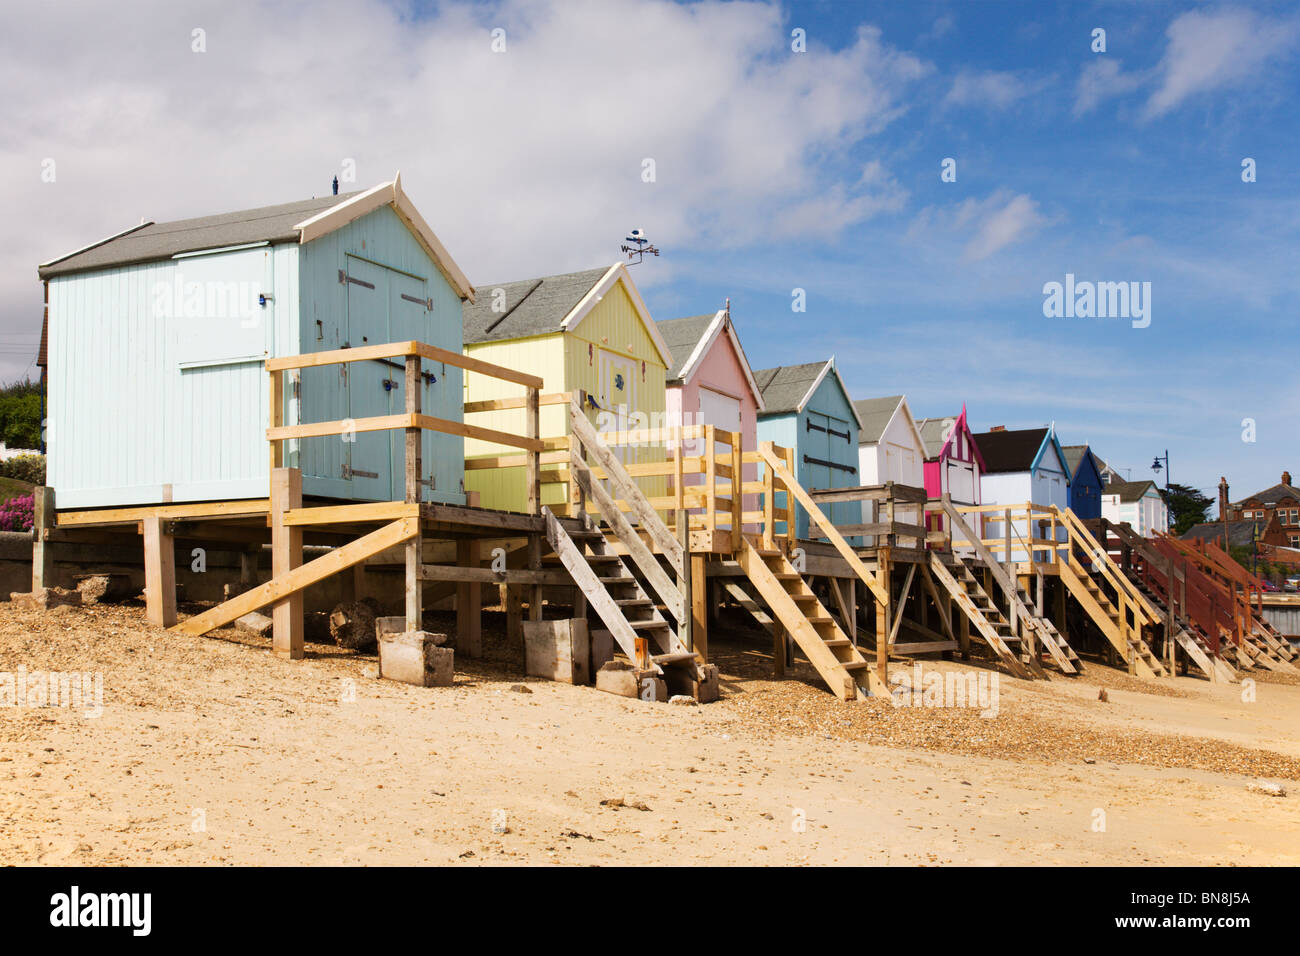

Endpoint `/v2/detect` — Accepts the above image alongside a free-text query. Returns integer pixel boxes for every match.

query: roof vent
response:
[332,176,339,196]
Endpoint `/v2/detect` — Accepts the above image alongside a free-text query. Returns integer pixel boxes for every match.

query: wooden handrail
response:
[759,445,888,606]
[266,339,543,389]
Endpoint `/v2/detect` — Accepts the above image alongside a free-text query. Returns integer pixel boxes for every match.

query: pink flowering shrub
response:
[0,494,34,532]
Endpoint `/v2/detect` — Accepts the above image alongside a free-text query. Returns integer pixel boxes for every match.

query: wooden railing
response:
[805,482,930,549]
[267,340,545,510]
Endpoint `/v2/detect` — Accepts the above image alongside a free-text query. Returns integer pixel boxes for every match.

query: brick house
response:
[1227,472,1300,549]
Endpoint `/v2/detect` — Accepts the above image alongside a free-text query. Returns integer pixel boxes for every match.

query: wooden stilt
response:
[456,539,482,657]
[142,514,177,628]
[691,552,708,663]
[270,467,304,658]
[32,486,55,590]
[773,620,787,678]
[405,534,422,633]
[875,547,891,683]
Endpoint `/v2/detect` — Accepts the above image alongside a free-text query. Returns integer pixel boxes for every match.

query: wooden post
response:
[705,425,716,536]
[268,369,284,479]
[32,485,55,590]
[691,552,708,663]
[506,585,524,646]
[142,514,177,628]
[846,577,857,646]
[405,532,423,633]
[270,467,303,657]
[875,547,891,684]
[677,509,692,652]
[730,430,743,552]
[405,354,422,503]
[784,444,797,552]
[528,533,544,636]
[761,442,775,551]
[456,539,482,657]
[526,386,540,515]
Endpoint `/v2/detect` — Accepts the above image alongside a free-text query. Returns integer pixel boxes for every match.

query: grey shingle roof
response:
[39,191,364,278]
[753,361,829,415]
[655,313,718,383]
[463,267,609,344]
[1183,519,1261,548]
[853,396,903,444]
[1233,483,1300,507]
[1103,479,1156,502]
[915,415,958,458]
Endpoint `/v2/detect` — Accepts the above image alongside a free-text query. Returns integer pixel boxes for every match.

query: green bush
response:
[0,454,45,485]
[0,380,41,450]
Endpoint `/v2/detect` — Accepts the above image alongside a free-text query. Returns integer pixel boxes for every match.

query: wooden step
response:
[630,620,669,630]
[615,598,653,607]
[651,652,698,666]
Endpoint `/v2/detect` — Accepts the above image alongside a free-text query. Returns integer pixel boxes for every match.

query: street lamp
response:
[1151,450,1170,490]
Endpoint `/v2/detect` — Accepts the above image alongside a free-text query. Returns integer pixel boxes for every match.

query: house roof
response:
[754,359,863,428]
[657,314,716,382]
[38,192,361,279]
[1103,479,1157,503]
[973,427,1055,474]
[464,267,609,343]
[654,310,765,410]
[853,396,904,444]
[1183,519,1265,548]
[1233,482,1300,507]
[464,262,673,366]
[37,177,476,300]
[916,415,959,458]
[1062,444,1105,483]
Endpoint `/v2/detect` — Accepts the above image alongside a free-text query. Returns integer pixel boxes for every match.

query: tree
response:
[1160,482,1213,536]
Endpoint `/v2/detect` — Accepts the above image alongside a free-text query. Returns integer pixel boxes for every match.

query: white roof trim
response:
[40,219,155,270]
[858,397,925,453]
[796,358,863,430]
[560,261,673,367]
[675,310,724,385]
[674,310,765,410]
[293,175,476,303]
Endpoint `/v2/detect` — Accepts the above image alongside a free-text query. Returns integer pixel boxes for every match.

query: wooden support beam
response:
[691,552,709,663]
[526,387,540,515]
[174,517,419,637]
[142,515,177,628]
[271,468,304,659]
[456,539,482,658]
[32,486,55,590]
[405,355,422,503]
[875,547,891,685]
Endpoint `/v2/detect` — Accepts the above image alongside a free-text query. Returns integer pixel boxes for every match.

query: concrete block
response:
[378,630,454,687]
[9,587,83,611]
[524,618,590,685]
[235,611,273,637]
[595,661,665,701]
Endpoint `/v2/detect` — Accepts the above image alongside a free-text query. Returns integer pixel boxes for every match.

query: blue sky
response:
[2,0,1297,500]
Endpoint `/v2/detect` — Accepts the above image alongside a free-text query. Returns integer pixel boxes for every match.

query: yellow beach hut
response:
[462,262,673,513]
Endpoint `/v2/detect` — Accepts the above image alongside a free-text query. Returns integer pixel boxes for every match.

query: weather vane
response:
[620,228,660,265]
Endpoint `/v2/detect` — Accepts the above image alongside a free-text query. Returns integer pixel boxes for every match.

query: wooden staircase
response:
[938,499,1080,677]
[1056,509,1166,678]
[1057,560,1165,678]
[928,553,1032,679]
[737,539,885,700]
[544,508,698,678]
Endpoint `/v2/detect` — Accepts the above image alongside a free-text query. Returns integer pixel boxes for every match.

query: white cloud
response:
[942,70,1035,110]
[907,190,1048,262]
[0,0,933,376]
[1145,8,1300,117]
[1073,59,1145,116]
